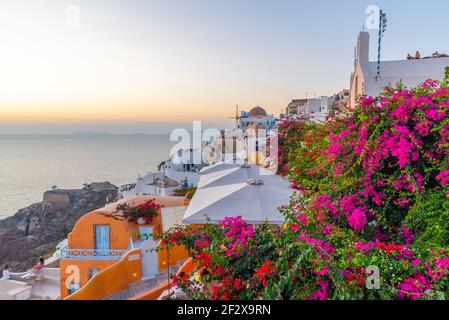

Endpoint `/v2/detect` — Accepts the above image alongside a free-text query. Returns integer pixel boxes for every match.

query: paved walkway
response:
[105,260,187,300]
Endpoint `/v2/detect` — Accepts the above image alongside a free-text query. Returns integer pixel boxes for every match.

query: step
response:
[106,278,160,300]
[7,285,33,300]
[106,259,191,300]
[128,278,158,291]
[31,283,60,300]
[43,275,60,287]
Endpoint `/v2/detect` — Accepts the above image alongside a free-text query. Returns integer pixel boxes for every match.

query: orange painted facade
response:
[60,195,190,299]
[129,258,197,300]
[64,249,142,300]
[157,242,190,271]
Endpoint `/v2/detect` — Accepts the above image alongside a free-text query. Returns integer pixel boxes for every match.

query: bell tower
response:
[356,31,370,63]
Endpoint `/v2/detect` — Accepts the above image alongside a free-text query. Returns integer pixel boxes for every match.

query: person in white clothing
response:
[2,265,11,280]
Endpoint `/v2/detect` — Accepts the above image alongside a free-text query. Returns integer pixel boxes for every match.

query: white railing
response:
[61,248,128,261]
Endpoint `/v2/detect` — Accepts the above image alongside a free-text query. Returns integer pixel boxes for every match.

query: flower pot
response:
[137,217,147,225]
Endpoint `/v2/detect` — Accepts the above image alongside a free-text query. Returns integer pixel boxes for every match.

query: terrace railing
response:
[61,248,128,261]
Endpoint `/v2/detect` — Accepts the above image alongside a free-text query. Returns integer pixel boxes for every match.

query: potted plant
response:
[115,198,162,225]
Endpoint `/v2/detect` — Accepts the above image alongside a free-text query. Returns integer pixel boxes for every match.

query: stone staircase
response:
[105,259,187,300]
[6,266,61,300]
[30,272,60,300]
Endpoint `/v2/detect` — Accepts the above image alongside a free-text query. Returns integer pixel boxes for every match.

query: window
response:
[94,225,110,252]
[68,283,80,295]
[88,268,101,280]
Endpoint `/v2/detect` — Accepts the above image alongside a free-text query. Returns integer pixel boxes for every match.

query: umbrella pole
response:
[167,247,170,293]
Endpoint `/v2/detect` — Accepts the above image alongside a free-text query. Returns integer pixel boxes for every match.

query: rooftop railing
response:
[61,248,128,261]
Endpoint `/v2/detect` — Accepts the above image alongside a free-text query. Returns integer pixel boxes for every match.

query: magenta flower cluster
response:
[323,82,449,233]
[219,216,254,258]
[277,76,449,300]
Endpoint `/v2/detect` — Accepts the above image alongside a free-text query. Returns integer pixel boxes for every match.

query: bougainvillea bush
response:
[160,69,449,300]
[115,198,161,224]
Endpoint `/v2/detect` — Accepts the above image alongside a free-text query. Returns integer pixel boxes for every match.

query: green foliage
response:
[406,190,449,247]
[174,187,197,199]
[445,66,449,84]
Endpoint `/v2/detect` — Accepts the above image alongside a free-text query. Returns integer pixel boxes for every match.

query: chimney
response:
[356,32,370,63]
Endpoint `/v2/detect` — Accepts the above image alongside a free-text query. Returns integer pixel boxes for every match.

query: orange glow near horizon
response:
[0,1,312,130]
[2,0,449,132]
[0,2,240,126]
[0,102,232,123]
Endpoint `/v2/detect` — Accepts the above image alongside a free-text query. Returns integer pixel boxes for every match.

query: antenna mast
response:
[235,105,239,128]
[376,10,387,81]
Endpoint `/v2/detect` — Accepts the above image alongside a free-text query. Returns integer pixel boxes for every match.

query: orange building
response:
[59,196,190,299]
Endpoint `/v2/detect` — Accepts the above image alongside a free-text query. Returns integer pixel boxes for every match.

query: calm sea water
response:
[0,134,174,219]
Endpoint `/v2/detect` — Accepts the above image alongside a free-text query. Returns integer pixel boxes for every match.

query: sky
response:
[1,0,448,134]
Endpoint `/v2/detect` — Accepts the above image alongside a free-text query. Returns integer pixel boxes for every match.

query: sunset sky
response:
[1,0,449,134]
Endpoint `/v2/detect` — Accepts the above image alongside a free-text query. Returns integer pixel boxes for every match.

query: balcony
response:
[61,248,129,261]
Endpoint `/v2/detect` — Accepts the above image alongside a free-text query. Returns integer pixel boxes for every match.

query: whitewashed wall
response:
[161,206,188,232]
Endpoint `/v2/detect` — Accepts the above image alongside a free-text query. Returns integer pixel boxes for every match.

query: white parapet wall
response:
[0,279,32,300]
[161,206,188,232]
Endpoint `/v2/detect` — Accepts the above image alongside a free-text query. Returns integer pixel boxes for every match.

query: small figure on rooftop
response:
[415,51,421,59]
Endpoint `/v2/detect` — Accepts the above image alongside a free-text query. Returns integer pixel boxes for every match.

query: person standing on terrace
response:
[32,257,45,271]
[2,265,11,280]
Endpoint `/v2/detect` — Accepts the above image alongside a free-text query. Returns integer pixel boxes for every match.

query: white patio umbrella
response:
[182,163,293,224]
[198,159,239,175]
[197,164,277,189]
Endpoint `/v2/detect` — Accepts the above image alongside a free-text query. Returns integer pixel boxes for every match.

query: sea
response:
[0,134,176,219]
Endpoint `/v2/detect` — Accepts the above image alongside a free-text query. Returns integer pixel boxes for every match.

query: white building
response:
[119,148,205,200]
[201,106,278,166]
[305,96,334,122]
[285,90,349,122]
[238,106,276,131]
[161,149,203,187]
[119,171,180,199]
[349,31,449,108]
[286,99,307,115]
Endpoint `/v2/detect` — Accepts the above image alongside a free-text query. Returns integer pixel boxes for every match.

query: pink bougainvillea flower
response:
[397,273,432,300]
[347,208,367,232]
[436,170,449,186]
[309,280,329,300]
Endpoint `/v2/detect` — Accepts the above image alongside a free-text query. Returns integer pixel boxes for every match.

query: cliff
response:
[0,182,118,271]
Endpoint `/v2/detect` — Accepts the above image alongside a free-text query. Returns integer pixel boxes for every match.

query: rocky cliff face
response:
[0,182,118,271]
